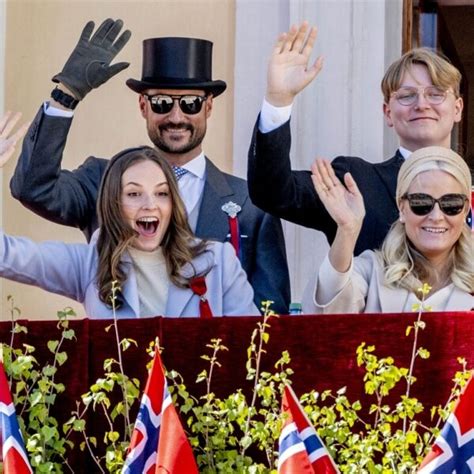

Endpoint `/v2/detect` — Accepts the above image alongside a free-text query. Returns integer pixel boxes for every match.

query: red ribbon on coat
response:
[189,276,213,319]
[228,216,241,259]
[221,201,242,259]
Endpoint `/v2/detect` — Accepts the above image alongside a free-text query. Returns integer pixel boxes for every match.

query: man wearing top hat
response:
[11,18,290,314]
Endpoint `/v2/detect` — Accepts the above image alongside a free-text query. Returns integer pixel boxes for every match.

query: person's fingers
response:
[307,55,324,81]
[112,29,132,54]
[0,111,13,133]
[344,172,361,196]
[10,121,30,145]
[301,25,317,57]
[0,146,15,167]
[103,19,124,44]
[311,158,332,194]
[317,159,335,190]
[325,160,342,188]
[90,18,114,44]
[78,21,95,43]
[311,160,323,181]
[0,112,21,138]
[311,173,328,196]
[292,21,309,53]
[282,24,298,53]
[272,32,287,55]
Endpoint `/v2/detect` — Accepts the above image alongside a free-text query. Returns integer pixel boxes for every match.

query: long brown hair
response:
[96,146,208,307]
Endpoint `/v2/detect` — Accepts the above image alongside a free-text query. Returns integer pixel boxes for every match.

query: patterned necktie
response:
[172,165,188,181]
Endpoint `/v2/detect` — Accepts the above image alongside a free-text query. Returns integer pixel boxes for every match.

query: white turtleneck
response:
[128,246,169,317]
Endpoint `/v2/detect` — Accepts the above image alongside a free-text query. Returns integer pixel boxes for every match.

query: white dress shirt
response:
[258,98,409,162]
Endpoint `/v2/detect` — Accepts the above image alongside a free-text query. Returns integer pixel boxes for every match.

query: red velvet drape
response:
[1,311,472,470]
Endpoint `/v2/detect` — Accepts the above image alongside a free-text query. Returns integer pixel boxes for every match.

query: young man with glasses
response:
[247,22,464,255]
[11,19,291,315]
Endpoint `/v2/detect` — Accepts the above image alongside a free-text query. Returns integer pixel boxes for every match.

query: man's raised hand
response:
[266,21,323,107]
[52,18,131,101]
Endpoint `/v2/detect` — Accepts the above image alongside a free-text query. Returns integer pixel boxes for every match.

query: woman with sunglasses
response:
[0,122,258,317]
[303,146,472,313]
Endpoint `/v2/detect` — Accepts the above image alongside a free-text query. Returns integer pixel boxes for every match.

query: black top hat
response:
[126,37,227,97]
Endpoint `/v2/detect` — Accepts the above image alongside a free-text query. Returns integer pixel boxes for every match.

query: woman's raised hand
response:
[311,158,365,232]
[0,111,29,167]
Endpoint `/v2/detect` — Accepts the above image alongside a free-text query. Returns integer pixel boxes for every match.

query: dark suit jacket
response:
[247,118,403,255]
[11,107,291,314]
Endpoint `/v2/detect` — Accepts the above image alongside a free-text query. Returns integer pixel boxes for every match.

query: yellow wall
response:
[2,0,235,319]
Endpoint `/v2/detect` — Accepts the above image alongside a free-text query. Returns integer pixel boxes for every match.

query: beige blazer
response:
[302,251,473,314]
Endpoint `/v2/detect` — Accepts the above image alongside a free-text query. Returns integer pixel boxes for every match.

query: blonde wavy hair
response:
[377,146,472,293]
[381,47,462,104]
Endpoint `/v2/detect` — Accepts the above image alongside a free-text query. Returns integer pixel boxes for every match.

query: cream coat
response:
[302,251,473,314]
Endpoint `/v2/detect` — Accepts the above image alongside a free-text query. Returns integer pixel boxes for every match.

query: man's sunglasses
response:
[402,193,468,216]
[142,93,208,115]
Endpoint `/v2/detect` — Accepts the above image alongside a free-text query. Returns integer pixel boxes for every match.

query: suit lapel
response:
[196,158,236,240]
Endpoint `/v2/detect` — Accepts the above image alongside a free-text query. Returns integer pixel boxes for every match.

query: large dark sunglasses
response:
[402,193,468,216]
[142,93,207,115]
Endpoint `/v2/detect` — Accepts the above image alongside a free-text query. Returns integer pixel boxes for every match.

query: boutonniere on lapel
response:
[222,201,242,258]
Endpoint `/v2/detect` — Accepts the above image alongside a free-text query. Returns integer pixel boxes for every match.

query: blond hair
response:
[377,146,472,293]
[381,48,462,103]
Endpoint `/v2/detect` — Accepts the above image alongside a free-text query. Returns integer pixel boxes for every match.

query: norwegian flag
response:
[418,373,474,473]
[122,349,198,474]
[0,360,33,473]
[278,384,340,474]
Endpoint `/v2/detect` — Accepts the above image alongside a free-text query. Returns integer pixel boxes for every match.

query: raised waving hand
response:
[311,159,365,272]
[266,21,324,107]
[52,18,131,101]
[0,112,29,167]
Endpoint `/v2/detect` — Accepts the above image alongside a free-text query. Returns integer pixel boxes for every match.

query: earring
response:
[399,216,405,223]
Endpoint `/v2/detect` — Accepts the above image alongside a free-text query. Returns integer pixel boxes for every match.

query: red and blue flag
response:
[278,384,339,474]
[122,349,198,473]
[0,360,32,474]
[418,373,474,473]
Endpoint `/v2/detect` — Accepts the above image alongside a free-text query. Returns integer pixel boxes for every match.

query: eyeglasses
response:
[402,193,468,216]
[142,93,208,115]
[391,86,454,106]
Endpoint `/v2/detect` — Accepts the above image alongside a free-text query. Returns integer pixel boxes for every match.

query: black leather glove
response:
[52,18,131,100]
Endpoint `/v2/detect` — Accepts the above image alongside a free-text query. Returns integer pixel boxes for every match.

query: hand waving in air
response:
[266,21,324,107]
[53,18,131,101]
[311,159,365,231]
[311,159,365,272]
[0,112,29,168]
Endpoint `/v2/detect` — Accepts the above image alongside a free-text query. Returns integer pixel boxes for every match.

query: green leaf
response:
[55,351,68,366]
[62,329,75,340]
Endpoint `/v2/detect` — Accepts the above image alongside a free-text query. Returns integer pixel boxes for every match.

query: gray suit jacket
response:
[11,107,290,314]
